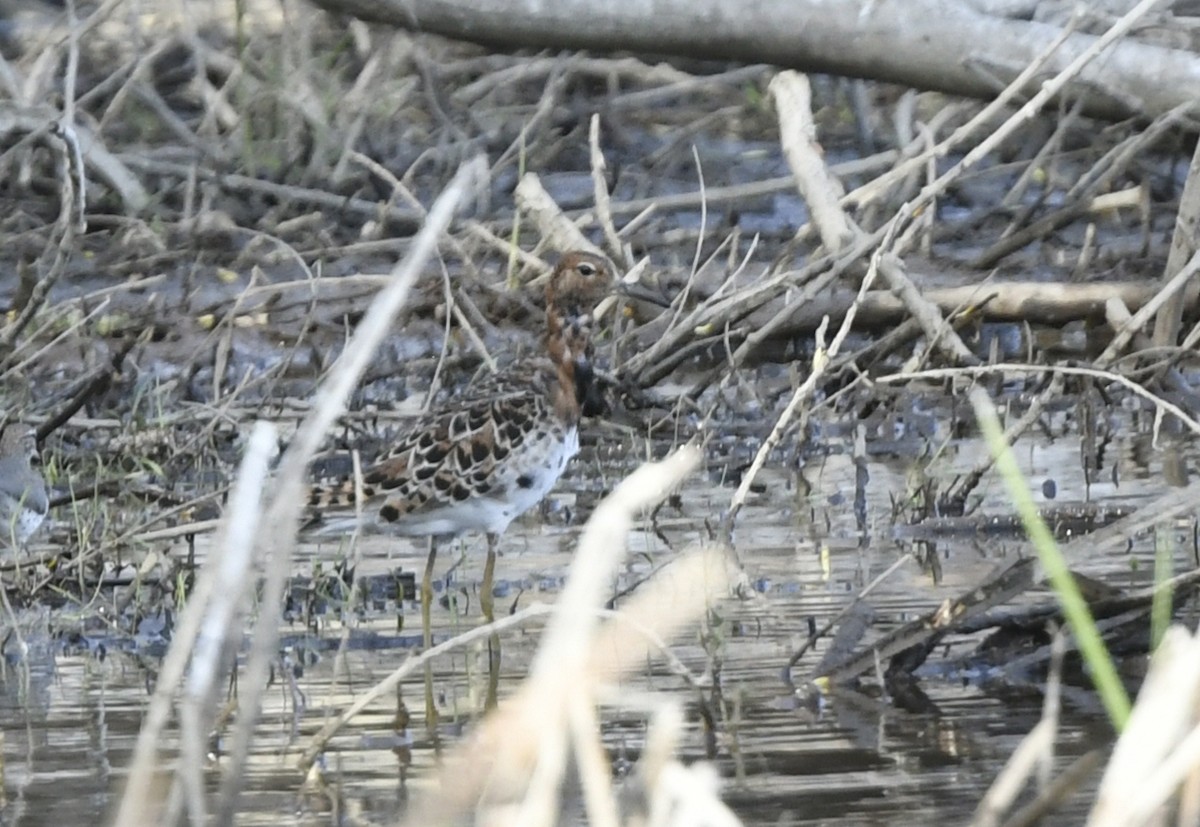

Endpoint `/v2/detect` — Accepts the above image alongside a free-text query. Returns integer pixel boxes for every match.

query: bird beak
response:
[617,277,672,308]
[615,257,672,307]
[598,281,670,320]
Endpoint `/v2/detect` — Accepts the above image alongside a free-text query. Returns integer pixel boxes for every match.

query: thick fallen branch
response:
[627,278,1200,368]
[751,278,1200,336]
[309,0,1200,121]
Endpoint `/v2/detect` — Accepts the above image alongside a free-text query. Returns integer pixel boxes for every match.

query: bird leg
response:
[422,535,439,732]
[481,533,497,624]
[483,532,500,711]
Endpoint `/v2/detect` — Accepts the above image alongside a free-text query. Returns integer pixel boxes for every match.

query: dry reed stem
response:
[970,632,1065,827]
[443,266,498,374]
[768,71,854,252]
[213,156,488,824]
[297,571,715,773]
[0,296,112,376]
[582,543,732,686]
[589,114,626,265]
[1088,626,1200,826]
[889,0,1164,255]
[490,58,568,175]
[111,157,488,827]
[1002,750,1108,827]
[876,253,978,367]
[1066,108,1190,207]
[978,102,1196,271]
[177,421,278,825]
[514,171,604,258]
[1001,98,1083,208]
[596,150,898,219]
[0,130,76,349]
[979,726,1059,826]
[1153,132,1200,347]
[117,154,419,228]
[466,220,551,269]
[619,229,871,387]
[59,0,84,228]
[453,55,695,105]
[296,602,557,770]
[725,222,892,528]
[485,546,733,826]
[101,420,274,827]
[531,444,702,680]
[0,106,147,210]
[846,16,1078,213]
[1097,249,1200,367]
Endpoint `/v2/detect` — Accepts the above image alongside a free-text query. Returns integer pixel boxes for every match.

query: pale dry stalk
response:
[1153,136,1200,348]
[515,171,604,258]
[1088,627,1200,826]
[111,157,488,827]
[589,114,626,265]
[768,71,855,252]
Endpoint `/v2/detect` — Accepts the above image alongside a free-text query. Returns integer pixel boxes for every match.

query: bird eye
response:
[577,262,597,277]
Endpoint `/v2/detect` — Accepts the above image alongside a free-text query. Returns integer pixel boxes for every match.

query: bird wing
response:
[305,389,551,528]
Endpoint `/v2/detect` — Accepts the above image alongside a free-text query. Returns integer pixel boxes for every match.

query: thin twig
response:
[878,363,1200,438]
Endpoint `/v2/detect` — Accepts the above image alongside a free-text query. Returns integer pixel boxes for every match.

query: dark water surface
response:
[0,395,1190,826]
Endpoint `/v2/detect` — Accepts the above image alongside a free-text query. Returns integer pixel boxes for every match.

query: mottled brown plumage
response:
[305,250,613,538]
[306,250,615,716]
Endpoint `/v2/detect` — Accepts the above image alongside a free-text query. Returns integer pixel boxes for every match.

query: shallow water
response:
[0,390,1191,825]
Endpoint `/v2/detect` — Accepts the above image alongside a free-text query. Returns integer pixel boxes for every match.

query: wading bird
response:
[0,425,47,546]
[306,250,617,718]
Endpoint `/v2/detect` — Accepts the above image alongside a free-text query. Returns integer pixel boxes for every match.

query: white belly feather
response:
[363,424,579,538]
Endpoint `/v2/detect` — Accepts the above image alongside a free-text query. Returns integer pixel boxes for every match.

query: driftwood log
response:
[309,0,1200,121]
[628,279,1200,357]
